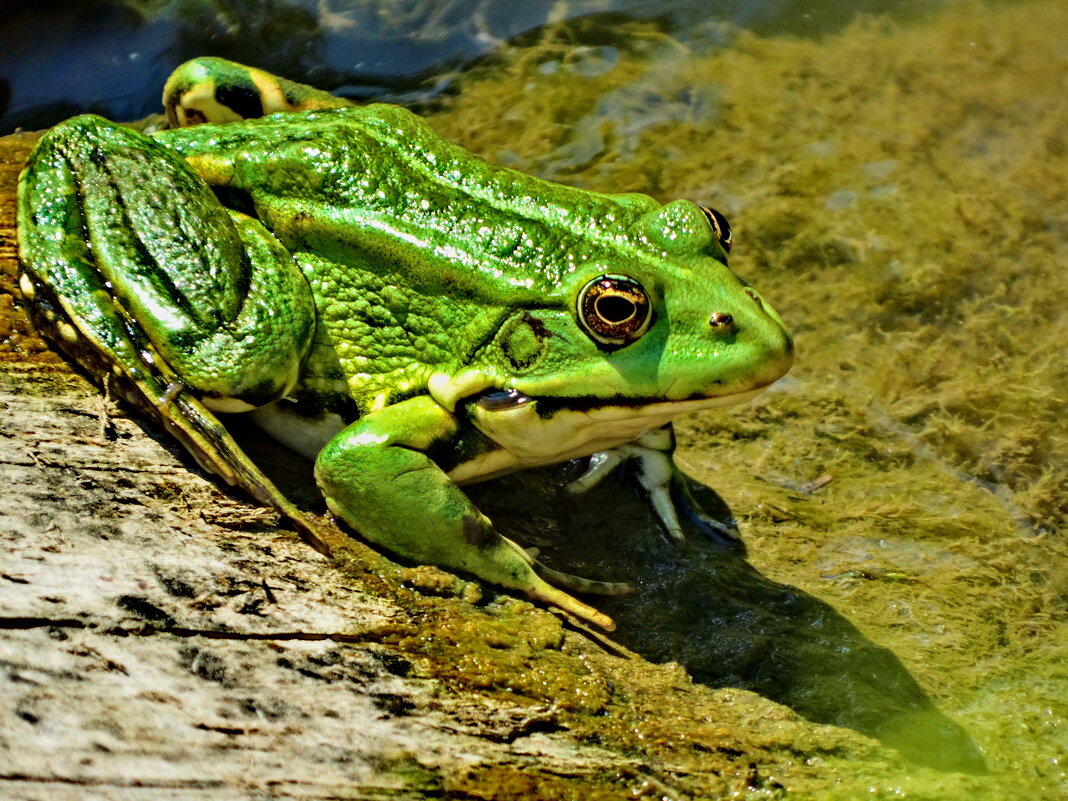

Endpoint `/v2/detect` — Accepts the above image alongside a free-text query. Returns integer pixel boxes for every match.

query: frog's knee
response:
[164,57,352,128]
[45,113,111,139]
[32,114,130,162]
[20,115,154,244]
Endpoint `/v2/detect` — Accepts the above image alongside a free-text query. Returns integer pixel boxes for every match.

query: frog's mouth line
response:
[474,384,771,420]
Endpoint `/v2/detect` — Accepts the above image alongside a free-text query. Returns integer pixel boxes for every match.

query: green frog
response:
[17,57,793,630]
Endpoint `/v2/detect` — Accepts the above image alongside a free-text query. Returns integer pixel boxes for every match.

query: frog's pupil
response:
[597,295,636,323]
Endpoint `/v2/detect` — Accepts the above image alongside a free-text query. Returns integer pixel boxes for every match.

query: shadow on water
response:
[474,466,988,775]
[223,418,986,774]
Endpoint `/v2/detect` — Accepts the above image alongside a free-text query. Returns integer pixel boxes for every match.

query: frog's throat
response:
[450,386,769,485]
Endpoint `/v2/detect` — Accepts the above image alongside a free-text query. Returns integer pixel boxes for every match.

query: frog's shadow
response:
[470,465,988,776]
[223,420,984,774]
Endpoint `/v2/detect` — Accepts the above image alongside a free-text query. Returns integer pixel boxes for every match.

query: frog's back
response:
[157,105,662,300]
[158,105,668,413]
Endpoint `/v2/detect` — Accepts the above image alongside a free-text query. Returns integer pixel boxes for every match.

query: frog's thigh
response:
[19,115,314,408]
[314,396,616,629]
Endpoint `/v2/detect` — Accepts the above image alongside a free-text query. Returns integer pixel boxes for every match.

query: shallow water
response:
[4,0,1066,796]
[3,0,941,132]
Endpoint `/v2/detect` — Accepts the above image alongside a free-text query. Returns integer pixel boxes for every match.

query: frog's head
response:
[441,199,794,464]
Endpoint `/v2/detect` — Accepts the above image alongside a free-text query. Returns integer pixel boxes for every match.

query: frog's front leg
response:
[315,396,621,630]
[568,424,742,547]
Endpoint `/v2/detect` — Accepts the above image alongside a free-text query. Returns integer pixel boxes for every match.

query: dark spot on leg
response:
[463,514,493,546]
[215,83,264,120]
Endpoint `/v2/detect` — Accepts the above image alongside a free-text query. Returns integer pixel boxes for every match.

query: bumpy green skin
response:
[17,58,793,629]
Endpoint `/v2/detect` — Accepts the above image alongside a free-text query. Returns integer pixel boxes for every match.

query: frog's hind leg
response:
[19,114,316,412]
[18,114,329,550]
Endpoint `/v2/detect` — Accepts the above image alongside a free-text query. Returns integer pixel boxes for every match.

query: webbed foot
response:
[568,424,741,548]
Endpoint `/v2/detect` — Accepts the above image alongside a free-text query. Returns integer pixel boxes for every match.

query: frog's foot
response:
[567,424,741,547]
[163,57,353,128]
[524,582,619,631]
[500,539,626,630]
[507,538,633,597]
[670,472,742,545]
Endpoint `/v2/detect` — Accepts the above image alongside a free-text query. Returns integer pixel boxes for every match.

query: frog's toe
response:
[585,426,741,549]
[499,535,630,596]
[525,579,618,631]
[566,449,623,495]
[533,561,634,597]
[636,455,691,548]
[496,536,623,628]
[685,507,742,545]
[609,438,699,548]
[671,476,742,547]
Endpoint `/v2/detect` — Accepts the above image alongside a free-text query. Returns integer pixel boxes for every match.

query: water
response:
[3,0,939,133]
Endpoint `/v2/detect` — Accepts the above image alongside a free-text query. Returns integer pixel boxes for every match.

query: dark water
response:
[1,0,935,133]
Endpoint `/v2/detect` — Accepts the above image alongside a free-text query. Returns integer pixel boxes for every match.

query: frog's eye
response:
[698,205,732,255]
[577,275,652,347]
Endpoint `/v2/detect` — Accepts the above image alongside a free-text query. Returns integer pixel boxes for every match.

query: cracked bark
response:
[0,355,646,800]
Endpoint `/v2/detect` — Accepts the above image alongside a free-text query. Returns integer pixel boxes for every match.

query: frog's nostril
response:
[709,312,734,328]
[744,288,764,311]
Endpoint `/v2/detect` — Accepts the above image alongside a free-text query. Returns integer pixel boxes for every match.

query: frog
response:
[17,57,793,630]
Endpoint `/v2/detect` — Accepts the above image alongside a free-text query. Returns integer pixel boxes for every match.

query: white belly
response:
[248,387,766,485]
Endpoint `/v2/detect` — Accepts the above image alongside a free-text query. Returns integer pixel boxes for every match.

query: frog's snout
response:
[715,286,796,384]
